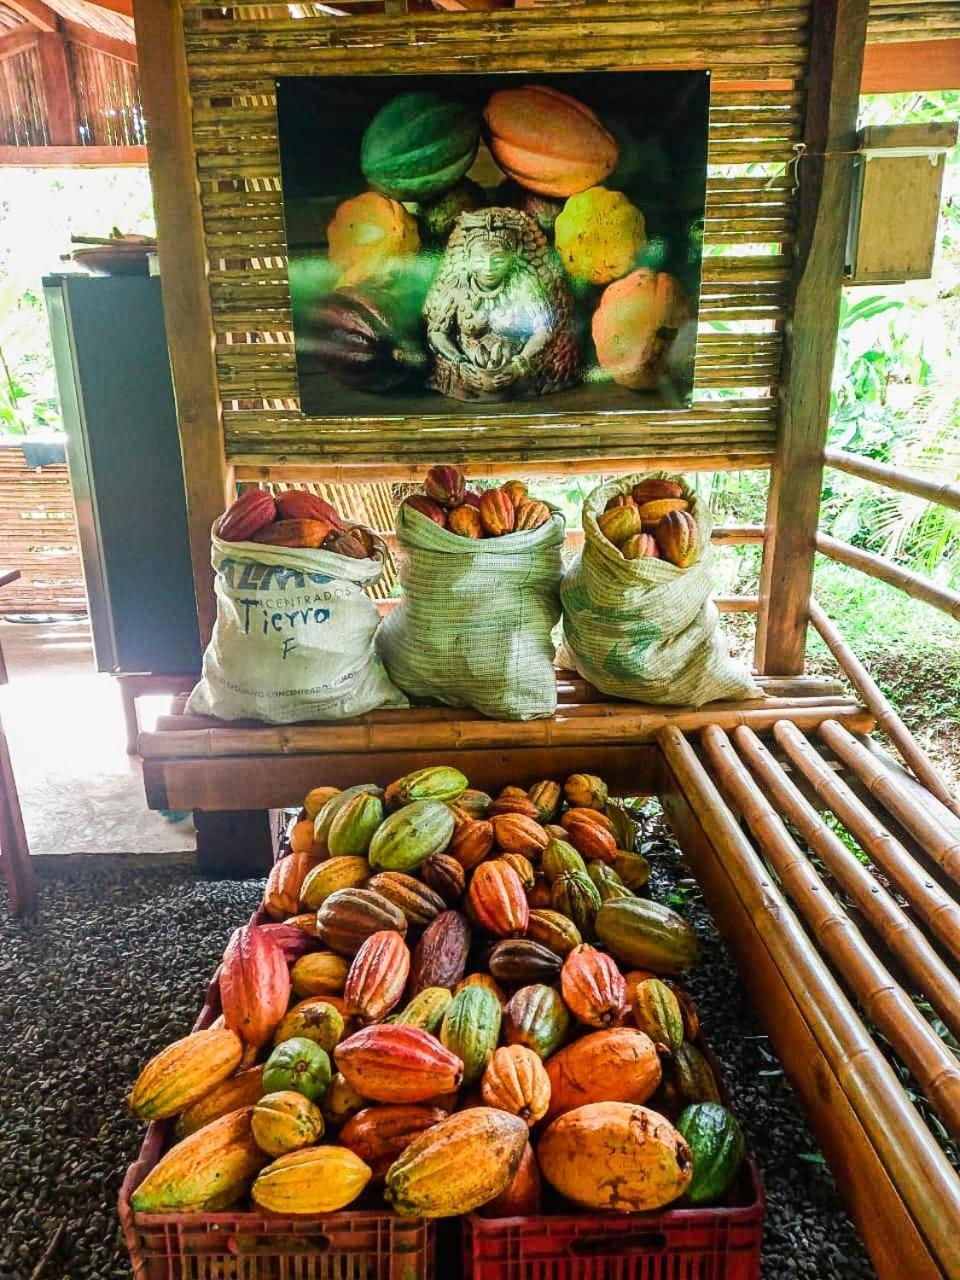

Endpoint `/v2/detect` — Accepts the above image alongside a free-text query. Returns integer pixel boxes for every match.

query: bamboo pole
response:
[772,720,960,961]
[816,532,960,621]
[818,720,960,888]
[824,447,960,514]
[732,725,960,1040]
[139,700,874,761]
[808,598,960,818]
[658,724,960,1273]
[701,723,960,1139]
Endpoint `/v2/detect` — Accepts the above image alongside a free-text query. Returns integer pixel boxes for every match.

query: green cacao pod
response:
[389,765,468,807]
[361,92,481,202]
[440,986,502,1087]
[262,1036,332,1102]
[503,984,570,1060]
[368,800,455,873]
[677,1103,746,1205]
[314,783,383,848]
[587,861,634,903]
[631,978,684,1054]
[389,986,453,1035]
[596,899,698,974]
[612,850,652,891]
[327,792,385,857]
[542,839,587,884]
[528,780,562,823]
[671,1042,722,1106]
[550,871,601,940]
[301,856,370,911]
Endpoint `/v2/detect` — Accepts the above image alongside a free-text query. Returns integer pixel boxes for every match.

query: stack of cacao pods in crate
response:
[126,766,752,1262]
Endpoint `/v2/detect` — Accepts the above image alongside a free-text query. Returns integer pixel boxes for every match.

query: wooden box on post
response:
[846,122,958,284]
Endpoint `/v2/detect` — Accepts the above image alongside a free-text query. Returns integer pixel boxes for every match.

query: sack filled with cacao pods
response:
[377,500,564,720]
[559,474,761,707]
[185,522,407,723]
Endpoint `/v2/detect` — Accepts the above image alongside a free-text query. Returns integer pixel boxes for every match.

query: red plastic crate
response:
[119,978,436,1280]
[462,1158,763,1280]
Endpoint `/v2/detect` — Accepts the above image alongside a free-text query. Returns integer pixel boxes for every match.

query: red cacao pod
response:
[478,1141,542,1216]
[404,495,448,527]
[251,518,332,548]
[275,490,343,527]
[410,910,471,993]
[563,815,618,864]
[424,464,466,508]
[657,510,701,568]
[420,854,466,906]
[340,1104,448,1179]
[344,929,410,1023]
[218,489,276,542]
[258,921,322,964]
[462,490,482,509]
[220,924,291,1049]
[450,819,494,871]
[632,478,685,504]
[561,943,627,1028]
[467,861,529,937]
[479,488,516,536]
[448,505,484,539]
[334,1025,464,1102]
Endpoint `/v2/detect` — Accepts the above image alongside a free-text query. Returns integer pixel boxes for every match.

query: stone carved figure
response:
[423,207,579,401]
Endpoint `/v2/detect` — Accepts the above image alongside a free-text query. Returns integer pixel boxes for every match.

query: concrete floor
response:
[0,617,195,855]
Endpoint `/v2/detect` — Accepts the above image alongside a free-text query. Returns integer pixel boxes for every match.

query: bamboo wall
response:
[68,42,145,146]
[0,446,86,614]
[0,44,47,146]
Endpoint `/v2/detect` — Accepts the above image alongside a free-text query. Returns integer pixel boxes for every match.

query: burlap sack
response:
[560,475,762,707]
[377,502,564,720]
[186,524,407,723]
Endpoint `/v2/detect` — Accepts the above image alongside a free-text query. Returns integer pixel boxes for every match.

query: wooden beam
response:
[862,38,960,92]
[0,25,41,58]
[2,0,56,31]
[824,446,960,513]
[85,0,134,15]
[36,30,78,146]
[0,144,147,165]
[61,19,137,64]
[133,0,230,645]
[755,0,869,675]
[815,531,960,621]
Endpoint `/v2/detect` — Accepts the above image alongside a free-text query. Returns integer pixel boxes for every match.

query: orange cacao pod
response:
[564,773,609,810]
[637,497,690,528]
[129,1028,244,1121]
[218,488,276,542]
[481,1045,551,1125]
[420,854,466,906]
[657,509,701,568]
[499,786,529,800]
[622,532,661,560]
[334,1025,464,1102]
[276,490,342,527]
[410,910,471,993]
[515,499,550,531]
[632,478,685,504]
[544,1027,661,1121]
[526,908,582,956]
[423,464,466,508]
[563,815,618,864]
[340,1104,448,1179]
[175,1065,264,1139]
[450,818,494,871]
[597,504,642,548]
[263,851,309,920]
[324,528,372,559]
[479,488,516,536]
[501,479,528,508]
[467,861,529,937]
[605,493,638,512]
[528,873,552,909]
[561,944,627,1028]
[489,795,541,820]
[251,517,332,548]
[404,494,448,527]
[365,872,446,927]
[448,504,484,538]
[527,780,561,823]
[344,930,411,1023]
[220,924,291,1049]
[498,852,535,893]
[454,972,507,1004]
[491,813,550,858]
[561,807,617,836]
[289,818,323,858]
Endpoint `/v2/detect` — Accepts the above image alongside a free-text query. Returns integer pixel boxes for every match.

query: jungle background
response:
[0,90,957,787]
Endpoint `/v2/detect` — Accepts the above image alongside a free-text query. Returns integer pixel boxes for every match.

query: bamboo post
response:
[808,597,960,818]
[815,532,960,621]
[754,0,870,674]
[701,723,960,1139]
[732,724,960,1040]
[773,720,960,961]
[824,447,960,513]
[818,720,960,887]
[658,724,960,1274]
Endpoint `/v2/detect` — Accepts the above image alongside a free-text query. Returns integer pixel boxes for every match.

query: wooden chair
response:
[0,568,35,915]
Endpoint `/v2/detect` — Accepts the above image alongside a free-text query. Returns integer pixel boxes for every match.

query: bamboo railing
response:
[815,531,960,621]
[824,447,960,513]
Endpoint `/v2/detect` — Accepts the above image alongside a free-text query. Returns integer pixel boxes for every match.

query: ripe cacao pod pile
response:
[129,766,746,1221]
[403,464,552,538]
[597,474,701,568]
[217,486,379,560]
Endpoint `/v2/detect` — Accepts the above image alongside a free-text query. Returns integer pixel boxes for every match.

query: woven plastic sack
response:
[186,524,407,723]
[377,503,565,720]
[560,475,762,707]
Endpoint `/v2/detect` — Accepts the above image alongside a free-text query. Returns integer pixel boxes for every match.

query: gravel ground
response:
[0,827,876,1280]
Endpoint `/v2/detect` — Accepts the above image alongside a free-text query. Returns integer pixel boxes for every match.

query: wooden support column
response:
[133,0,230,645]
[36,31,78,146]
[754,0,869,675]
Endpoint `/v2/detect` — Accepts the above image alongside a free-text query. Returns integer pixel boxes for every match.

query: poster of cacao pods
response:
[276,70,709,417]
